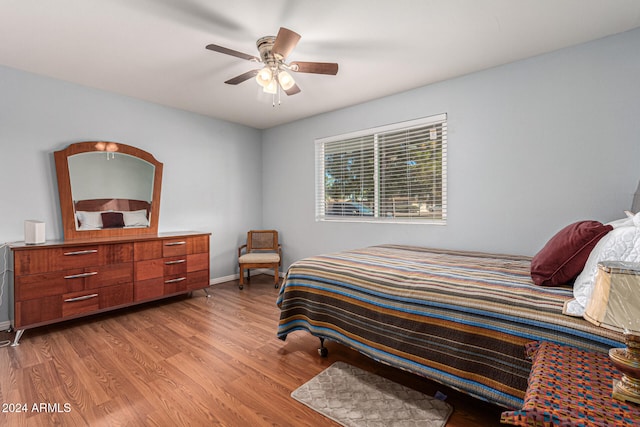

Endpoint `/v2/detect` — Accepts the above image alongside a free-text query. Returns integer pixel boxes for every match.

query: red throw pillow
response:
[530,220,613,286]
[101,212,125,228]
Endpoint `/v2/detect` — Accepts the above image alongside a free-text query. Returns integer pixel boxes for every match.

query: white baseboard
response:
[209,274,238,285]
[208,269,283,286]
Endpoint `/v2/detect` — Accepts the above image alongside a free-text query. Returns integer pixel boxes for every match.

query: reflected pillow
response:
[122,209,149,227]
[530,220,613,286]
[76,211,103,230]
[101,212,125,228]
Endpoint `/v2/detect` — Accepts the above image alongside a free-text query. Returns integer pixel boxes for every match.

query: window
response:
[315,114,447,224]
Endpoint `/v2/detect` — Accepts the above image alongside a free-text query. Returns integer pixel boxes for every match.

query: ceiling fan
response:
[206,27,338,97]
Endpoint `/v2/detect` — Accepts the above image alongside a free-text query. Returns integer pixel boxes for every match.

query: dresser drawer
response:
[14,244,133,275]
[62,290,100,317]
[162,239,188,257]
[15,271,71,301]
[98,283,133,309]
[164,256,187,276]
[186,269,210,291]
[14,246,101,275]
[135,258,164,281]
[134,277,165,301]
[15,295,62,328]
[134,240,163,261]
[163,275,187,294]
[62,283,133,318]
[187,235,209,255]
[187,252,209,273]
[15,263,133,301]
[85,263,133,290]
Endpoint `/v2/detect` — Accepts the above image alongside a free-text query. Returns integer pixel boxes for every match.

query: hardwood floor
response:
[0,275,505,426]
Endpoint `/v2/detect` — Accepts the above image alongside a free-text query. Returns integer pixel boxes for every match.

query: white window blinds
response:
[315,114,447,223]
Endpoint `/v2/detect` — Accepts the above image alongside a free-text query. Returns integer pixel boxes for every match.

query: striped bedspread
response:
[276,245,624,409]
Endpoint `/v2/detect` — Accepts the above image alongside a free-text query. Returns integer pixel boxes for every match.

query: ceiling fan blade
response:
[290,61,338,75]
[224,69,260,85]
[284,83,301,96]
[206,44,260,62]
[272,27,301,60]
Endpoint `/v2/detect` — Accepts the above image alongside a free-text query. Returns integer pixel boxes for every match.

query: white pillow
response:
[606,210,639,228]
[564,224,640,316]
[76,211,103,230]
[122,209,149,227]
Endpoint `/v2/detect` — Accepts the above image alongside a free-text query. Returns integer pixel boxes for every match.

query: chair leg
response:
[239,266,244,290]
[274,267,279,287]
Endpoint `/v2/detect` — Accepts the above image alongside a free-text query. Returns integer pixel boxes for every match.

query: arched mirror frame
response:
[55,141,163,241]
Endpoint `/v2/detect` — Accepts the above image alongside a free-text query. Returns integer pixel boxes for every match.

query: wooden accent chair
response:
[238,230,282,290]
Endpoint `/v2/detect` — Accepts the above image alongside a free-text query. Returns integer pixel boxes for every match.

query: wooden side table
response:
[501,341,640,426]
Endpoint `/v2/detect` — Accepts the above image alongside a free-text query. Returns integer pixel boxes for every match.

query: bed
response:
[74,198,151,230]
[276,243,627,409]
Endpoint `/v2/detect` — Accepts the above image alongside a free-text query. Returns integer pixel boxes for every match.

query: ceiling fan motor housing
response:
[257,36,277,68]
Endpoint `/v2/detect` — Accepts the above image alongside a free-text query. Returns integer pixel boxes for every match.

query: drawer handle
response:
[164,277,186,284]
[165,259,186,265]
[64,249,98,256]
[165,241,186,246]
[64,271,98,279]
[64,293,99,302]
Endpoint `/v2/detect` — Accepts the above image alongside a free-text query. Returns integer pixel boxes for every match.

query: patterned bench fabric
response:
[276,245,624,409]
[501,341,640,426]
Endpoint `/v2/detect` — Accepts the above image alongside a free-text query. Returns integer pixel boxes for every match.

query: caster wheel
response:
[318,347,328,357]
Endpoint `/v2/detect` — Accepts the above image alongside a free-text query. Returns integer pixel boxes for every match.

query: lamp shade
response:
[256,67,273,88]
[277,70,295,90]
[585,261,640,333]
[263,78,278,94]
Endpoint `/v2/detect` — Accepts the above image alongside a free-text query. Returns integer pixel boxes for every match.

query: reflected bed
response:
[74,199,150,230]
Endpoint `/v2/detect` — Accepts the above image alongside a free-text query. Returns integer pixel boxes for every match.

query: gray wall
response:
[0,65,263,325]
[262,28,640,269]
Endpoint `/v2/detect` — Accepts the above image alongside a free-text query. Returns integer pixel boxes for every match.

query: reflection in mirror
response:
[55,141,163,241]
[68,152,155,230]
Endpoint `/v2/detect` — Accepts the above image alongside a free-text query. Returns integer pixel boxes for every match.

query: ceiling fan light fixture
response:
[207,27,338,102]
[277,70,295,90]
[255,67,273,87]
[263,78,278,94]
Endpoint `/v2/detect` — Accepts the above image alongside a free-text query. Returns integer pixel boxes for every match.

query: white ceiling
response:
[1,1,640,129]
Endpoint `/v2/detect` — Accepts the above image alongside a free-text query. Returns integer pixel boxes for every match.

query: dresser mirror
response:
[55,141,163,240]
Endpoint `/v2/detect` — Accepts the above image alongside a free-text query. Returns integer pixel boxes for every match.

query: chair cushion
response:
[239,253,280,263]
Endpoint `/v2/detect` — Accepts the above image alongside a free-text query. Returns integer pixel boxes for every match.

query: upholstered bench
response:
[501,341,640,426]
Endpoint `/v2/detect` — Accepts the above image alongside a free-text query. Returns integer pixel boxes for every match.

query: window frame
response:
[315,113,447,224]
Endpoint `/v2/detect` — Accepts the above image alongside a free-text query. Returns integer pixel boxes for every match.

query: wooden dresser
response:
[10,231,210,345]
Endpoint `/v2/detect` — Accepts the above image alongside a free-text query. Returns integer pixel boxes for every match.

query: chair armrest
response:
[238,244,247,257]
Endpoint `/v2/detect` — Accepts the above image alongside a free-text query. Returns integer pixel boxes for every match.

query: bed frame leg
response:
[318,337,328,357]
